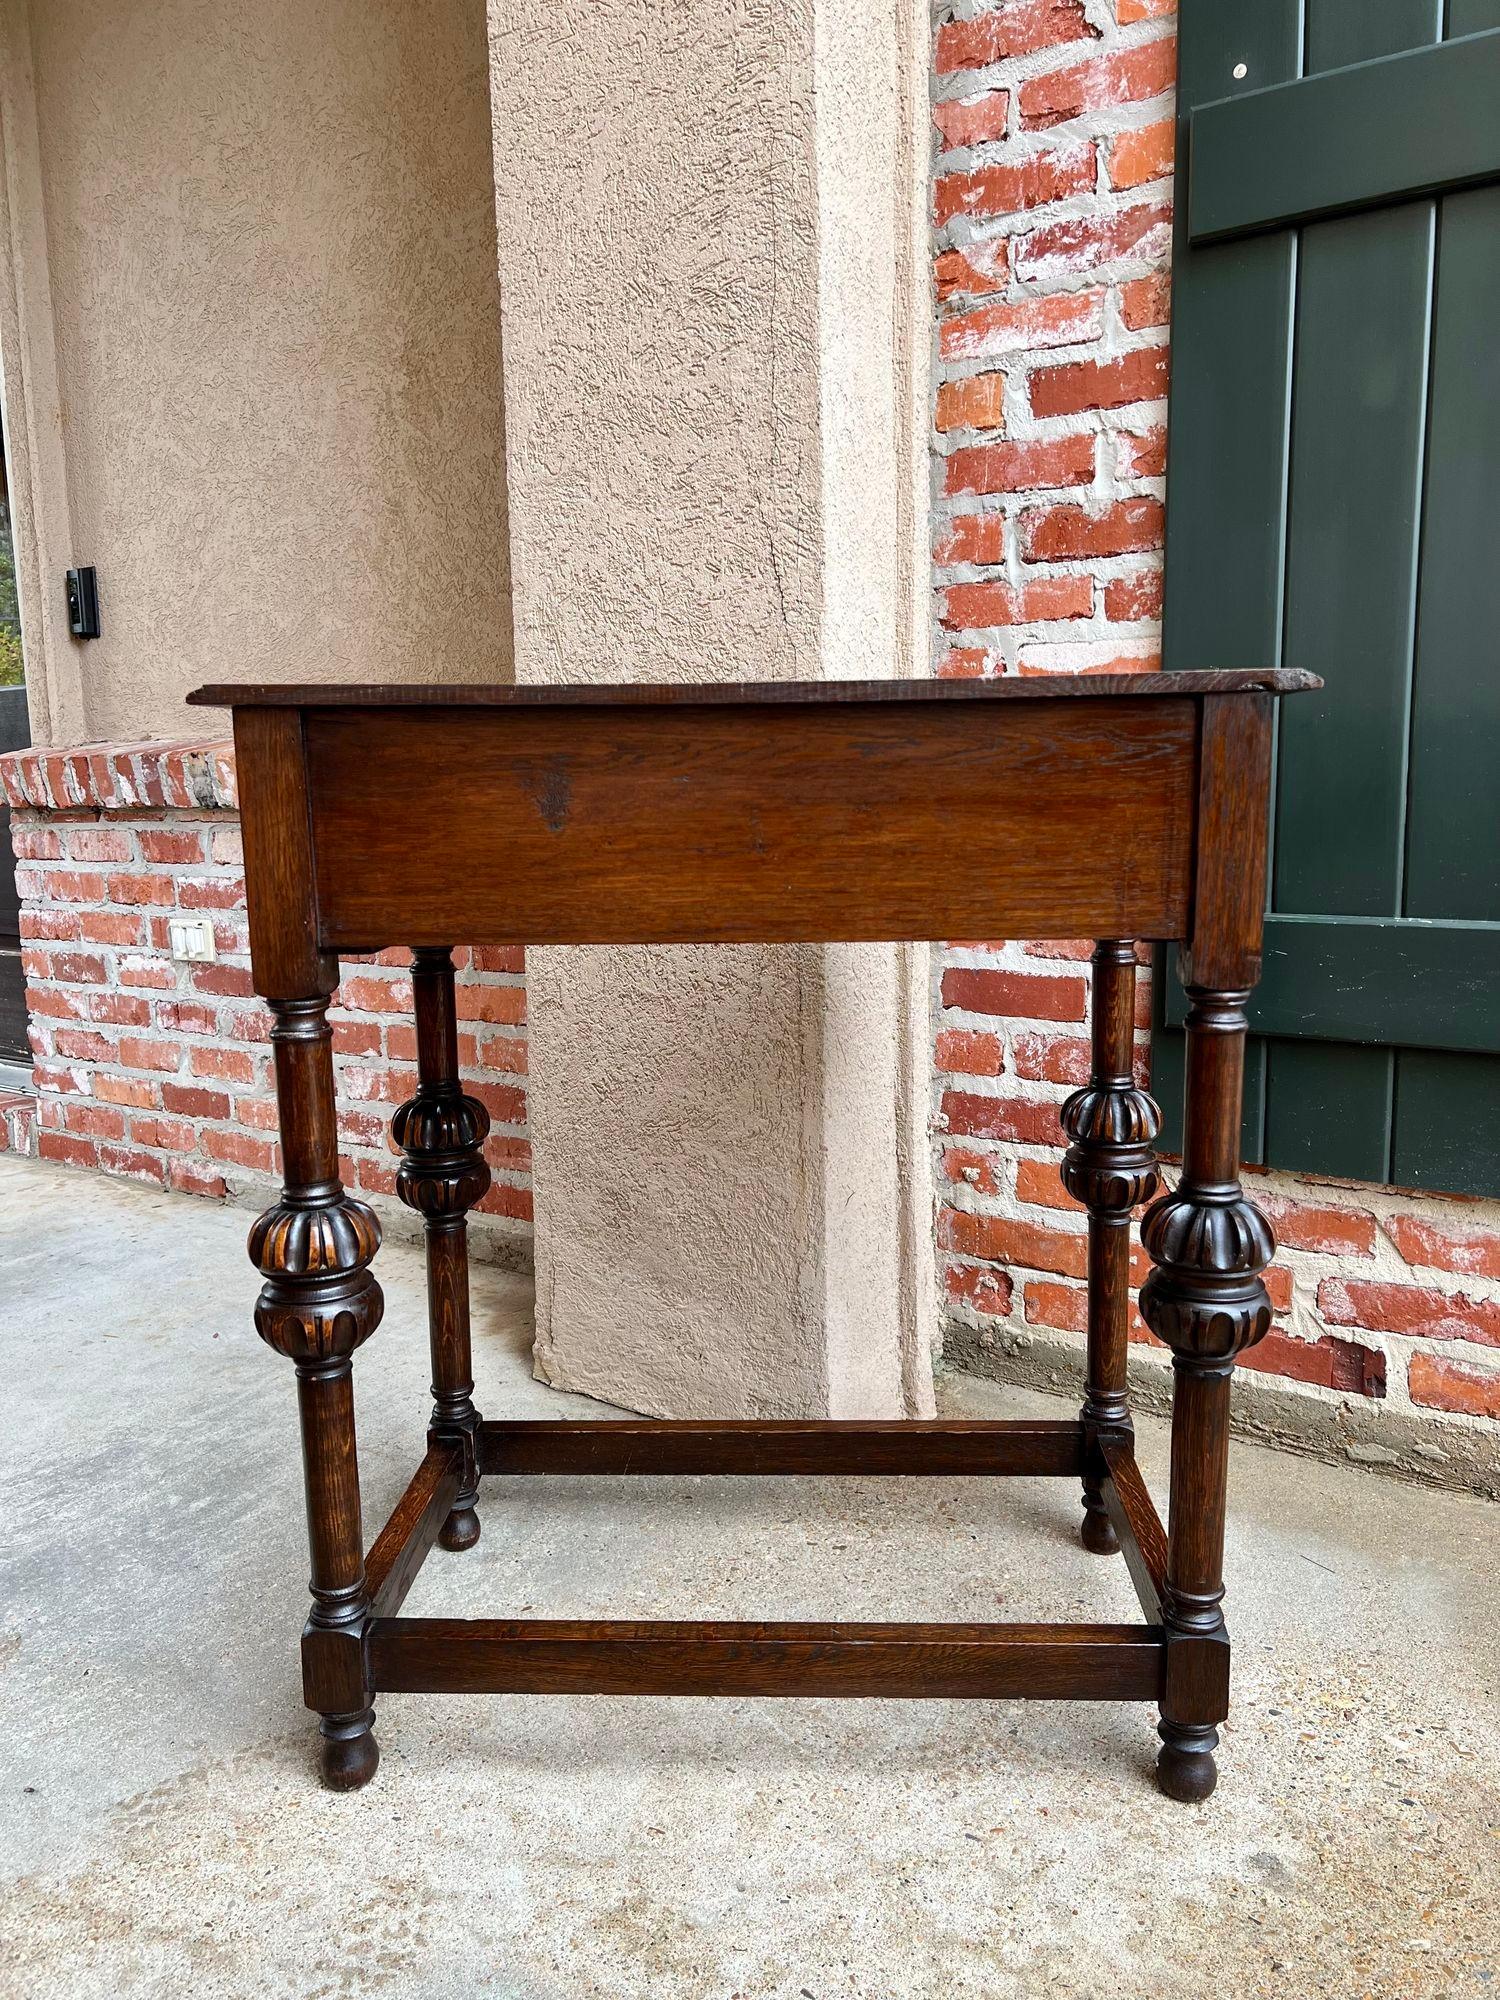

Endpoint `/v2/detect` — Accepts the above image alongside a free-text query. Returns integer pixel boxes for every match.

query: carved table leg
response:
[1061,942,1161,1555]
[1140,986,1274,1802]
[249,995,384,1790]
[393,948,492,1552]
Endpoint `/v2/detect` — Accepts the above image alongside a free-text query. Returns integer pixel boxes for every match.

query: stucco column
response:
[488,0,935,1417]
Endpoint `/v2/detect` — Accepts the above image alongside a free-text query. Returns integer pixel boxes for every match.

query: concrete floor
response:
[0,1156,1496,1999]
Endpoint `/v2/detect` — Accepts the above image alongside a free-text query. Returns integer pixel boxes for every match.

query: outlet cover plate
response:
[167,916,216,964]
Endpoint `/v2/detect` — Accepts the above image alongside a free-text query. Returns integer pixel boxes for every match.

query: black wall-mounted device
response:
[65,566,100,639]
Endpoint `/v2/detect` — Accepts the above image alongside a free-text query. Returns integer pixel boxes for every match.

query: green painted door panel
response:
[1403,184,1500,923]
[1188,31,1500,241]
[1158,0,1500,1198]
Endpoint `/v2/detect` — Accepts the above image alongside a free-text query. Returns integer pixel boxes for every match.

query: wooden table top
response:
[188,669,1320,711]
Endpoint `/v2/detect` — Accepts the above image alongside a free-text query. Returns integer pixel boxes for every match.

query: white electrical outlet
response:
[168,916,217,964]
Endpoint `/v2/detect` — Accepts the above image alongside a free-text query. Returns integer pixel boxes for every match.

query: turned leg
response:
[1061,942,1160,1554]
[393,947,492,1552]
[250,994,384,1790]
[1140,985,1274,1802]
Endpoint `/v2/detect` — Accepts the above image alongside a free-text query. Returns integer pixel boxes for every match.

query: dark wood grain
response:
[306,699,1200,947]
[220,667,1313,1800]
[364,1441,462,1619]
[476,1418,1085,1479]
[248,991,384,1790]
[231,707,335,1002]
[190,669,1318,709]
[1061,942,1161,1553]
[1100,1434,1168,1622]
[367,1618,1165,1701]
[393,947,492,1552]
[1179,693,1277,992]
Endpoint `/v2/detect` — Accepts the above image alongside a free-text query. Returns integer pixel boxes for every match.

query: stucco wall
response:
[3,0,511,744]
[488,0,937,1418]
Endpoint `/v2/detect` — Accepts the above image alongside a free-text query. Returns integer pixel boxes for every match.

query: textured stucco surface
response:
[489,1,935,1418]
[5,0,512,742]
[3,1156,1497,1998]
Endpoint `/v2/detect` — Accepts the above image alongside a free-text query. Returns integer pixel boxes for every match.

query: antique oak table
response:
[189,669,1316,1801]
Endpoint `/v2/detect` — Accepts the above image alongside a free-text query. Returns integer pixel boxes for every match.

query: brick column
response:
[0,740,532,1246]
[486,0,937,1417]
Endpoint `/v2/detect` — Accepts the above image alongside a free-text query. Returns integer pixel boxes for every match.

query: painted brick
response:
[1319,1279,1500,1349]
[937,0,1097,77]
[1018,38,1176,129]
[1029,346,1169,418]
[1117,0,1175,22]
[1408,1352,1500,1420]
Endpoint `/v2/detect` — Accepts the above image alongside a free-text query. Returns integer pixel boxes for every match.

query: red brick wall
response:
[929,0,1500,1441]
[0,741,531,1248]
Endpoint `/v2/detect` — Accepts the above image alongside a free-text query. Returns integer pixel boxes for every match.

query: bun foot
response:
[319,1710,380,1791]
[438,1505,481,1552]
[1156,1721,1218,1802]
[1080,1503,1120,1556]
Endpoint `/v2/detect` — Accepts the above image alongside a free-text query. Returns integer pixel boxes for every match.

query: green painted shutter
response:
[1156,0,1500,1197]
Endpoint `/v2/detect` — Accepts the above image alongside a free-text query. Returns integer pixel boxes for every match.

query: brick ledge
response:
[0,738,236,814]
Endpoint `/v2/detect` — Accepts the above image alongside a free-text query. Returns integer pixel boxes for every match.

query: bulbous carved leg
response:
[1061,942,1160,1556]
[1140,986,1274,1803]
[251,994,385,1789]
[393,948,492,1552]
